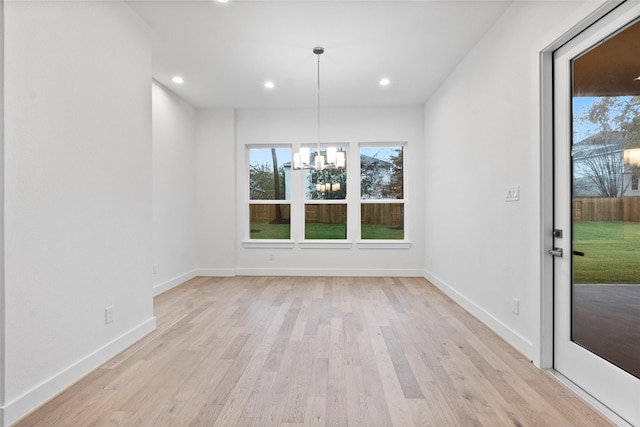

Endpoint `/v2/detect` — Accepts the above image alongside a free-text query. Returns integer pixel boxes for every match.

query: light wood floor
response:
[16,276,614,426]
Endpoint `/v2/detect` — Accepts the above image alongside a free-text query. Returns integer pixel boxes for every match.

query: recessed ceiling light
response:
[264,81,275,89]
[172,76,184,84]
[216,0,229,3]
[379,78,391,86]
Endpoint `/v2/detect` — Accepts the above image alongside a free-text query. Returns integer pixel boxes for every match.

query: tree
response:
[360,148,403,199]
[306,168,347,200]
[360,152,388,199]
[249,161,286,201]
[388,148,403,199]
[388,148,404,229]
[574,96,640,197]
[250,162,273,200]
[574,142,625,197]
[271,148,285,223]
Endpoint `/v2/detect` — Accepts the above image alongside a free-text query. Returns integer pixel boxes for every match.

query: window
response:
[248,147,291,239]
[245,142,408,246]
[360,145,404,240]
[304,147,347,239]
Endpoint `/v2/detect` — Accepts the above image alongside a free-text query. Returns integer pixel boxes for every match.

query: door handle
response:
[548,248,563,257]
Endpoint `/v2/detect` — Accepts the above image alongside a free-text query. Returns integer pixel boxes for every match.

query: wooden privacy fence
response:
[306,204,403,225]
[305,204,347,224]
[249,204,291,223]
[361,203,403,225]
[250,203,403,225]
[574,197,640,222]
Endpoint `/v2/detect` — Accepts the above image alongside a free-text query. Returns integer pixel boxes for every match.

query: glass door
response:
[553,3,640,425]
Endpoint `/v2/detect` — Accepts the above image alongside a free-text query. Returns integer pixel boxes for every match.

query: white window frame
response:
[357,142,411,249]
[300,143,351,247]
[243,144,294,248]
[242,141,410,249]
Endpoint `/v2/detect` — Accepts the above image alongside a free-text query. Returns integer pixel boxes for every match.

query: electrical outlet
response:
[269,253,275,261]
[505,185,520,202]
[512,298,519,315]
[153,264,158,274]
[105,306,114,324]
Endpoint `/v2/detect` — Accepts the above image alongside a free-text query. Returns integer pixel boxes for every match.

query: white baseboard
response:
[1,316,156,427]
[235,267,424,277]
[152,270,198,296]
[423,270,534,360]
[196,268,237,277]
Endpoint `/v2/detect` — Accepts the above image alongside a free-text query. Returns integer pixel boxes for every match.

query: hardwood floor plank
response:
[257,340,302,426]
[342,311,362,367]
[302,298,322,336]
[328,317,345,380]
[325,378,348,427]
[282,336,315,423]
[379,326,424,399]
[187,404,224,427]
[370,326,417,427]
[213,337,274,426]
[242,371,276,418]
[344,365,368,426]
[221,332,252,360]
[14,276,616,427]
[308,357,328,398]
[303,396,326,427]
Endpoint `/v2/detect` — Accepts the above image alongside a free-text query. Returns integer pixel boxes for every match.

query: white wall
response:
[0,0,5,424]
[195,108,237,276]
[152,81,198,294]
[423,1,606,364]
[3,2,154,424]
[233,106,425,276]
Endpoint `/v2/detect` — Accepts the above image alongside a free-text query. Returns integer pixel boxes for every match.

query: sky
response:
[572,95,634,143]
[573,96,599,142]
[249,147,292,168]
[249,145,401,168]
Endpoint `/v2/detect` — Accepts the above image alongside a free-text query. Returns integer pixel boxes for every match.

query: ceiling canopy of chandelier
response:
[292,47,346,171]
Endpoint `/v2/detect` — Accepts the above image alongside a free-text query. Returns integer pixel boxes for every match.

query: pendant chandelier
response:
[292,47,346,171]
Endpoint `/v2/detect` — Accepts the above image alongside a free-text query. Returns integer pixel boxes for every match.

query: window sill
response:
[242,240,295,249]
[241,240,410,249]
[357,241,412,249]
[299,241,353,249]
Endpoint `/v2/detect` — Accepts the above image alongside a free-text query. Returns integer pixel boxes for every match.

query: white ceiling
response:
[127,0,512,109]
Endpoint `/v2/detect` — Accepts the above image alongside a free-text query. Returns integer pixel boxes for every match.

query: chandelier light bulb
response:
[292,47,345,171]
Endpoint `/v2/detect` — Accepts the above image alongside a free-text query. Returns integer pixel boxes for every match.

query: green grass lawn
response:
[574,221,640,284]
[360,224,404,240]
[305,223,347,240]
[250,222,403,240]
[250,222,290,239]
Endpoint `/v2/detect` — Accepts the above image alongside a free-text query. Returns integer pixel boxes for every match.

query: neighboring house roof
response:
[572,131,624,160]
[282,153,392,169]
[360,153,393,168]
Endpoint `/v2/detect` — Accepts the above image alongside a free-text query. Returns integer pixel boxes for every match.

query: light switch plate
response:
[505,185,520,202]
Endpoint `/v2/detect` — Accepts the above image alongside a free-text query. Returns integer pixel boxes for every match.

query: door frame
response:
[540,0,623,369]
[540,1,635,425]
